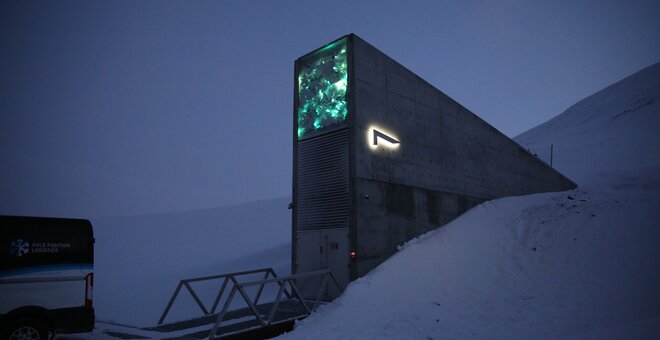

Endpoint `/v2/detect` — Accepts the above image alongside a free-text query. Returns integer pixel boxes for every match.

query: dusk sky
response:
[2,1,659,218]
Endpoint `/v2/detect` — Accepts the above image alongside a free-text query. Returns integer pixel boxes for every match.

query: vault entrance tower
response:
[292,34,575,300]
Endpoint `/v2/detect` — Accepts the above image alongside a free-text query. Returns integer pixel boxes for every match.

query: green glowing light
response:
[297,38,348,140]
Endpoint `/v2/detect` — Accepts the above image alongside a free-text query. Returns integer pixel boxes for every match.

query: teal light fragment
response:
[297,38,348,140]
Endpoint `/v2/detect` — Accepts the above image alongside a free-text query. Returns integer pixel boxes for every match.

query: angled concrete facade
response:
[292,34,576,299]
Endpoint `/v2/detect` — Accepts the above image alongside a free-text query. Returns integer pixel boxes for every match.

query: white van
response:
[0,216,94,340]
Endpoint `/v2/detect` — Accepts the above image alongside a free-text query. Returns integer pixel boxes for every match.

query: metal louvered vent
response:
[296,128,350,230]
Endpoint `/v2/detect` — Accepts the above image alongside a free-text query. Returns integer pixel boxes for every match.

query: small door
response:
[322,229,350,300]
[295,228,350,301]
[295,231,323,299]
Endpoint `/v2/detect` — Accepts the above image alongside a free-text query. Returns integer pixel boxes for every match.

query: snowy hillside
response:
[515,62,660,183]
[91,197,292,326]
[279,63,660,338]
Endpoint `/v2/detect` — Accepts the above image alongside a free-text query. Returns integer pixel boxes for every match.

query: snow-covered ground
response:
[278,62,660,338]
[66,62,659,338]
[279,183,659,339]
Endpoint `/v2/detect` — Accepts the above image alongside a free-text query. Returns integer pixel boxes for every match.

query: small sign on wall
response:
[368,126,400,150]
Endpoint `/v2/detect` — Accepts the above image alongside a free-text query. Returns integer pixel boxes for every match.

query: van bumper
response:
[50,307,95,333]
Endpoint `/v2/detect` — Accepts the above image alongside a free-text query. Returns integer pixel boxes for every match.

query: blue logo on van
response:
[10,239,30,257]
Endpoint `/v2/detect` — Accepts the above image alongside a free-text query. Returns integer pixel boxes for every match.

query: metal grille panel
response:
[296,128,350,230]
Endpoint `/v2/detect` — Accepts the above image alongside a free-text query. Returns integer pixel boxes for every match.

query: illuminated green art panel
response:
[297,38,348,140]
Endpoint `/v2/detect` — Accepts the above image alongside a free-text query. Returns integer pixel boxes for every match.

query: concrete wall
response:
[349,35,576,276]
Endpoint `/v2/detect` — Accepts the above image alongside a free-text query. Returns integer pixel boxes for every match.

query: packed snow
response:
[65,62,659,338]
[278,185,659,339]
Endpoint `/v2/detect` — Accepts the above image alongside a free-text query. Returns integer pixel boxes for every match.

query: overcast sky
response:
[2,1,659,218]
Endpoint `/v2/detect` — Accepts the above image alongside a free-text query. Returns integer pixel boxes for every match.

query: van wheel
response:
[3,319,48,340]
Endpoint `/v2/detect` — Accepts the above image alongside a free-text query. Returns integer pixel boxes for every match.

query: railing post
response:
[287,278,312,315]
[270,268,293,299]
[235,283,267,327]
[210,277,230,314]
[328,271,342,291]
[209,286,238,340]
[312,274,329,311]
[184,281,210,315]
[158,281,184,325]
[266,281,287,324]
[253,270,270,305]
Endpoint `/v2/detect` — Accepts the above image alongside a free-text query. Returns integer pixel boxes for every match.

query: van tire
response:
[1,318,49,340]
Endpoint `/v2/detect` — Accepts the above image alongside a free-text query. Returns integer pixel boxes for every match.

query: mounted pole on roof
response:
[550,144,554,168]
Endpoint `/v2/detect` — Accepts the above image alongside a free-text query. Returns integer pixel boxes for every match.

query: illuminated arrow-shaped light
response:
[373,129,400,146]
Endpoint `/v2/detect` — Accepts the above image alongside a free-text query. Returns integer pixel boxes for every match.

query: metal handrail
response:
[208,269,341,339]
[158,267,292,325]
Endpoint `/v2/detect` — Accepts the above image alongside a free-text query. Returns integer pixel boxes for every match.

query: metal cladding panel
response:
[296,128,350,230]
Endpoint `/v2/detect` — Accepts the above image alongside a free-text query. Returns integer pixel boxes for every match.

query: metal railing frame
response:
[158,267,290,325]
[208,269,341,339]
[157,267,341,339]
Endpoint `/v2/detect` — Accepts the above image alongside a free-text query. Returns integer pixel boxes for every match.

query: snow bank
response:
[281,182,659,339]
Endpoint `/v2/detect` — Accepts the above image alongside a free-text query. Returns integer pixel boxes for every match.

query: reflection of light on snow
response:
[368,125,400,150]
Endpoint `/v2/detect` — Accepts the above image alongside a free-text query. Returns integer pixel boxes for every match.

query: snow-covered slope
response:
[279,63,660,338]
[92,197,291,326]
[515,62,660,184]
